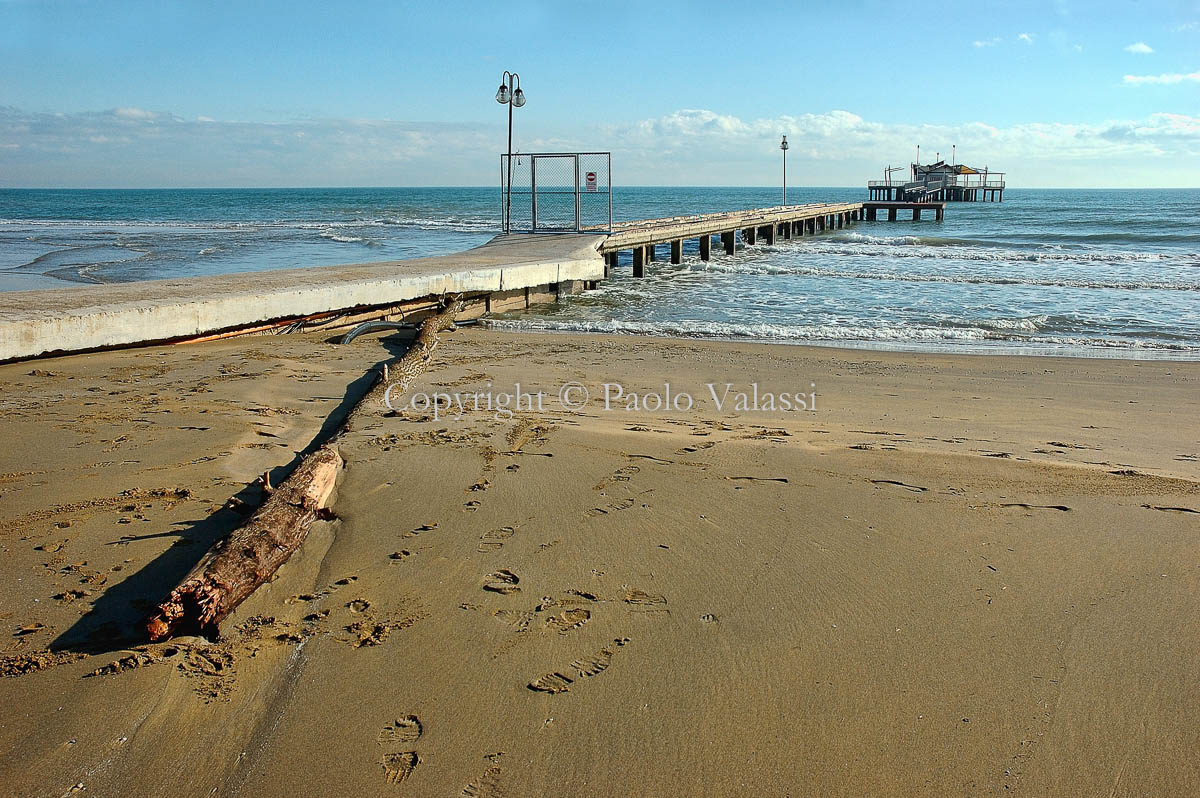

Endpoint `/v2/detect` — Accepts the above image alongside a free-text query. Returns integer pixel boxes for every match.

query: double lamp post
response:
[495,71,526,234]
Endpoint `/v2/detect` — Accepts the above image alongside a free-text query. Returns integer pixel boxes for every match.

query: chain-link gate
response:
[500,152,611,233]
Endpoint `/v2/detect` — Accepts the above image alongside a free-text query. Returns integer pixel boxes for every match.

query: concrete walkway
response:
[0,234,605,361]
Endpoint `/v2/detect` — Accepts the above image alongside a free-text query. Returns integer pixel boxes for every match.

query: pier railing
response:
[870,175,1005,189]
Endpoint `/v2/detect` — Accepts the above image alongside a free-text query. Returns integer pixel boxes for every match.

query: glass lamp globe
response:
[495,84,510,104]
[512,88,526,108]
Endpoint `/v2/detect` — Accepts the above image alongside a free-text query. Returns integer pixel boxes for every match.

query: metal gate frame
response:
[500,151,612,234]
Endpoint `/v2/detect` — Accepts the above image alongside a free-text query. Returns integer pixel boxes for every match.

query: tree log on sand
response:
[146,299,461,641]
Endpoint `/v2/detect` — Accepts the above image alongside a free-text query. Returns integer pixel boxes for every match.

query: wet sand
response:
[1,328,1198,796]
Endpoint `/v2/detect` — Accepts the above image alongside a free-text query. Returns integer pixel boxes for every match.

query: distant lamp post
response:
[495,71,526,234]
[780,135,789,205]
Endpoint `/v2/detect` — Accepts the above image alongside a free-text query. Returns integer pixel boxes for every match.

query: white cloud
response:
[1017,32,1034,45]
[1123,71,1200,85]
[0,107,499,186]
[1124,42,1154,54]
[602,109,1200,186]
[112,107,158,120]
[973,37,1000,47]
[2,106,1198,188]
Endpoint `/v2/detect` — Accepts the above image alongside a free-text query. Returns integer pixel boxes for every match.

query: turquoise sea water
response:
[2,187,1197,358]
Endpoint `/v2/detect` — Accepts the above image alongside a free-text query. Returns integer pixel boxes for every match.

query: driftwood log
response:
[146,300,461,641]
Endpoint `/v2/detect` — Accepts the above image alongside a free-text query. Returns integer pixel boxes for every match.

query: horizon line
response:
[2,185,1198,191]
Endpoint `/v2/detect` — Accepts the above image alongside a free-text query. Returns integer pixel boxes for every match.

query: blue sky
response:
[1,0,1198,187]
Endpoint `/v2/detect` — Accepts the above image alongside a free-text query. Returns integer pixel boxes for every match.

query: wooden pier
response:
[597,201,941,277]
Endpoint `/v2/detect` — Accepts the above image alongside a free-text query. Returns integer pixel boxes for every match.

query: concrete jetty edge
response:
[0,234,605,362]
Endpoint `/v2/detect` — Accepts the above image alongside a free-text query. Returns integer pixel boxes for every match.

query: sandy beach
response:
[2,327,1198,796]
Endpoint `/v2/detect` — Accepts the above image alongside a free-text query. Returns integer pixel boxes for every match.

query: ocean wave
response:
[485,317,1200,352]
[367,217,499,232]
[671,258,1200,291]
[976,315,1051,332]
[318,230,381,246]
[789,239,1185,263]
[834,232,967,246]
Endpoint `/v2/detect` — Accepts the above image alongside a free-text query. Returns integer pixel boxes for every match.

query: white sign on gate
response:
[585,171,597,192]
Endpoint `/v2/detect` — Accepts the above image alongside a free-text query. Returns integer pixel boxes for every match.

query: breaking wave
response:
[486,317,1200,354]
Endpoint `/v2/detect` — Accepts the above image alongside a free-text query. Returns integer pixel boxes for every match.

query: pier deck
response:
[599,203,864,276]
[0,199,946,361]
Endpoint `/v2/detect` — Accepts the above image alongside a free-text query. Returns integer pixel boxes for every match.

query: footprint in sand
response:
[378,715,423,746]
[528,638,630,694]
[285,575,358,605]
[402,523,438,539]
[379,715,423,785]
[623,589,669,616]
[382,751,420,785]
[869,478,928,493]
[528,672,574,694]
[478,525,516,553]
[586,497,637,518]
[1143,504,1199,514]
[997,502,1071,512]
[571,645,619,677]
[459,753,505,798]
[593,464,640,491]
[493,608,535,632]
[623,589,666,606]
[483,570,520,595]
[545,608,590,634]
